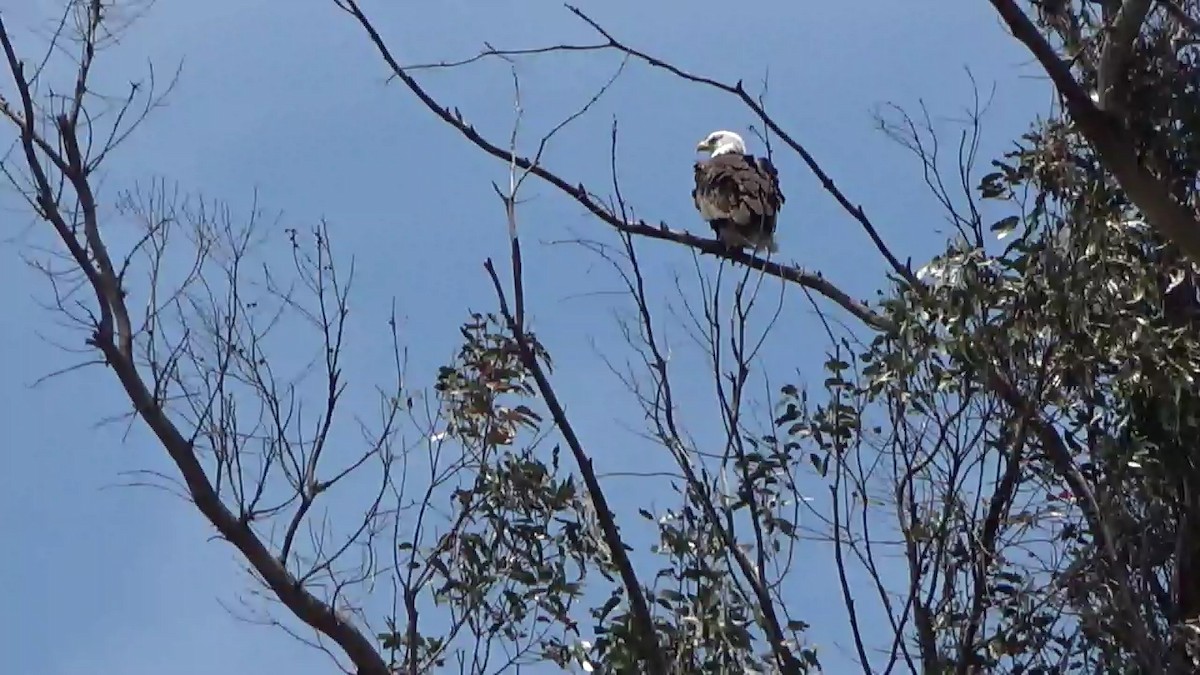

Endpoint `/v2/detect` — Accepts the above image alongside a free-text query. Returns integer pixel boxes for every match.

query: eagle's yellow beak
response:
[696,140,711,152]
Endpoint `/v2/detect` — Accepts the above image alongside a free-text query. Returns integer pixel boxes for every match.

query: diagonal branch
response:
[956,384,1035,673]
[986,0,1200,265]
[985,364,1159,669]
[1157,0,1200,35]
[484,258,667,674]
[1097,0,1153,113]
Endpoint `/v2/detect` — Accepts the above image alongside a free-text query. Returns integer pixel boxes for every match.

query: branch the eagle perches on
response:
[333,0,908,336]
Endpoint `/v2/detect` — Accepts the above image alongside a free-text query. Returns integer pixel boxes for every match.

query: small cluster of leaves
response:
[435,312,547,447]
[585,495,817,673]
[380,313,605,671]
[775,351,865,478]
[427,446,594,653]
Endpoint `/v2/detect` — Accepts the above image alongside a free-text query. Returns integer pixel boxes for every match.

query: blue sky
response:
[0,1,1051,673]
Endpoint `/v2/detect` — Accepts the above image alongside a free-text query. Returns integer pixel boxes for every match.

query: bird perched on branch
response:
[692,130,785,254]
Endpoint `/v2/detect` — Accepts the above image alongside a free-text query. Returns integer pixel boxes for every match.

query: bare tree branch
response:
[1097,0,1153,113]
[0,7,391,674]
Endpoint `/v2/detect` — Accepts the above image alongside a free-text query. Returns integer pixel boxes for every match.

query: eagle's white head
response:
[696,130,747,157]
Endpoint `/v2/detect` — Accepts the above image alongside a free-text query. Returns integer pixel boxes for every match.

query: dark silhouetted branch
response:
[485,105,667,672]
[0,8,391,675]
[987,0,1200,266]
[1097,0,1152,113]
[1157,0,1200,35]
[484,259,667,674]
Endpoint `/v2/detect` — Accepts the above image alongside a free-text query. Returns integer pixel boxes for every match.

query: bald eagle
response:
[692,130,785,254]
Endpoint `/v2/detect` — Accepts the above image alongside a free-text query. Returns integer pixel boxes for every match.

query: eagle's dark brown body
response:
[692,152,785,253]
